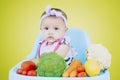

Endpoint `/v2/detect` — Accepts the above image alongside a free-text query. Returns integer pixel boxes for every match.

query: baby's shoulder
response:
[60,36,71,49]
[62,36,71,45]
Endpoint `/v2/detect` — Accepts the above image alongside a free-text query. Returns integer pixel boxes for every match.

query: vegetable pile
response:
[37,52,66,77]
[16,44,111,78]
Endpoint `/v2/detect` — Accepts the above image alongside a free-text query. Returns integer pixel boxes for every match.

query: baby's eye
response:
[54,27,59,30]
[44,27,49,30]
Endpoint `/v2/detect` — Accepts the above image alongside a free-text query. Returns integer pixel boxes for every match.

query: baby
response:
[36,6,77,65]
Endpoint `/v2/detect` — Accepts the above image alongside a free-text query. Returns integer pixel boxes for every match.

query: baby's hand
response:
[56,44,70,58]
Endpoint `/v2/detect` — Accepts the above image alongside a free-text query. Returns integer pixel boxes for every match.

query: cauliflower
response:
[86,44,111,70]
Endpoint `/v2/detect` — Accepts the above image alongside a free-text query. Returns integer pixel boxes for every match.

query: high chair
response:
[9,28,110,80]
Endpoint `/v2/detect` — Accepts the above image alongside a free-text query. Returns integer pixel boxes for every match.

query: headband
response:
[40,6,67,27]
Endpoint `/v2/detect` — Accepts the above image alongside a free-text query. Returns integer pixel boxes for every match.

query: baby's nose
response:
[48,30,53,35]
[48,32,53,35]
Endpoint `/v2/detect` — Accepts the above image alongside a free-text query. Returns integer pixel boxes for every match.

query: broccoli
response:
[37,52,66,77]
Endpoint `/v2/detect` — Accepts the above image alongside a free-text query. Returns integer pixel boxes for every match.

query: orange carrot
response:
[62,59,82,77]
[69,69,78,77]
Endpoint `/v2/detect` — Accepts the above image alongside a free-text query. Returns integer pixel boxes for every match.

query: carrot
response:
[62,59,82,77]
[69,69,78,77]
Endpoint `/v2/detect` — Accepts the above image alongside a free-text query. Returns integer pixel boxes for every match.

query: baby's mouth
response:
[47,36,54,39]
[46,36,55,44]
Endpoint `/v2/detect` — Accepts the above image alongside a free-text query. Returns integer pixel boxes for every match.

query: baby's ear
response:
[65,27,68,32]
[40,27,42,30]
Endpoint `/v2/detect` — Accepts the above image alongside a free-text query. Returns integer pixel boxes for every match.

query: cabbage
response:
[37,52,66,77]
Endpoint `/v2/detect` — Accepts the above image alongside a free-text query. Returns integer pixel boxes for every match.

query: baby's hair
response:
[41,8,67,20]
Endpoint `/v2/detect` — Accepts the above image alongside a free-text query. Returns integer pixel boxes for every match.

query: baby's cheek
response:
[55,35,61,38]
[42,35,47,40]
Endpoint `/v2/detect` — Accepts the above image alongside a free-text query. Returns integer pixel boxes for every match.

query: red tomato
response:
[16,68,23,74]
[22,70,28,75]
[21,61,36,71]
[77,65,85,73]
[27,70,37,76]
[77,72,86,77]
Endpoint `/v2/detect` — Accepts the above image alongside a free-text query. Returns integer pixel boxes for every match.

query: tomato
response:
[77,72,86,77]
[77,65,85,73]
[21,61,36,71]
[16,68,23,74]
[27,70,37,76]
[22,70,28,75]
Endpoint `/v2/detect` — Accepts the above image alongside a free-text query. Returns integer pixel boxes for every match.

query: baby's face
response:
[41,16,67,44]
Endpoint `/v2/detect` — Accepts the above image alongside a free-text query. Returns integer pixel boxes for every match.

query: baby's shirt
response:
[38,36,77,65]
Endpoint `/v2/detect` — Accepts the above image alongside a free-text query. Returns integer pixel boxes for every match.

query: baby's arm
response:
[56,44,70,58]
